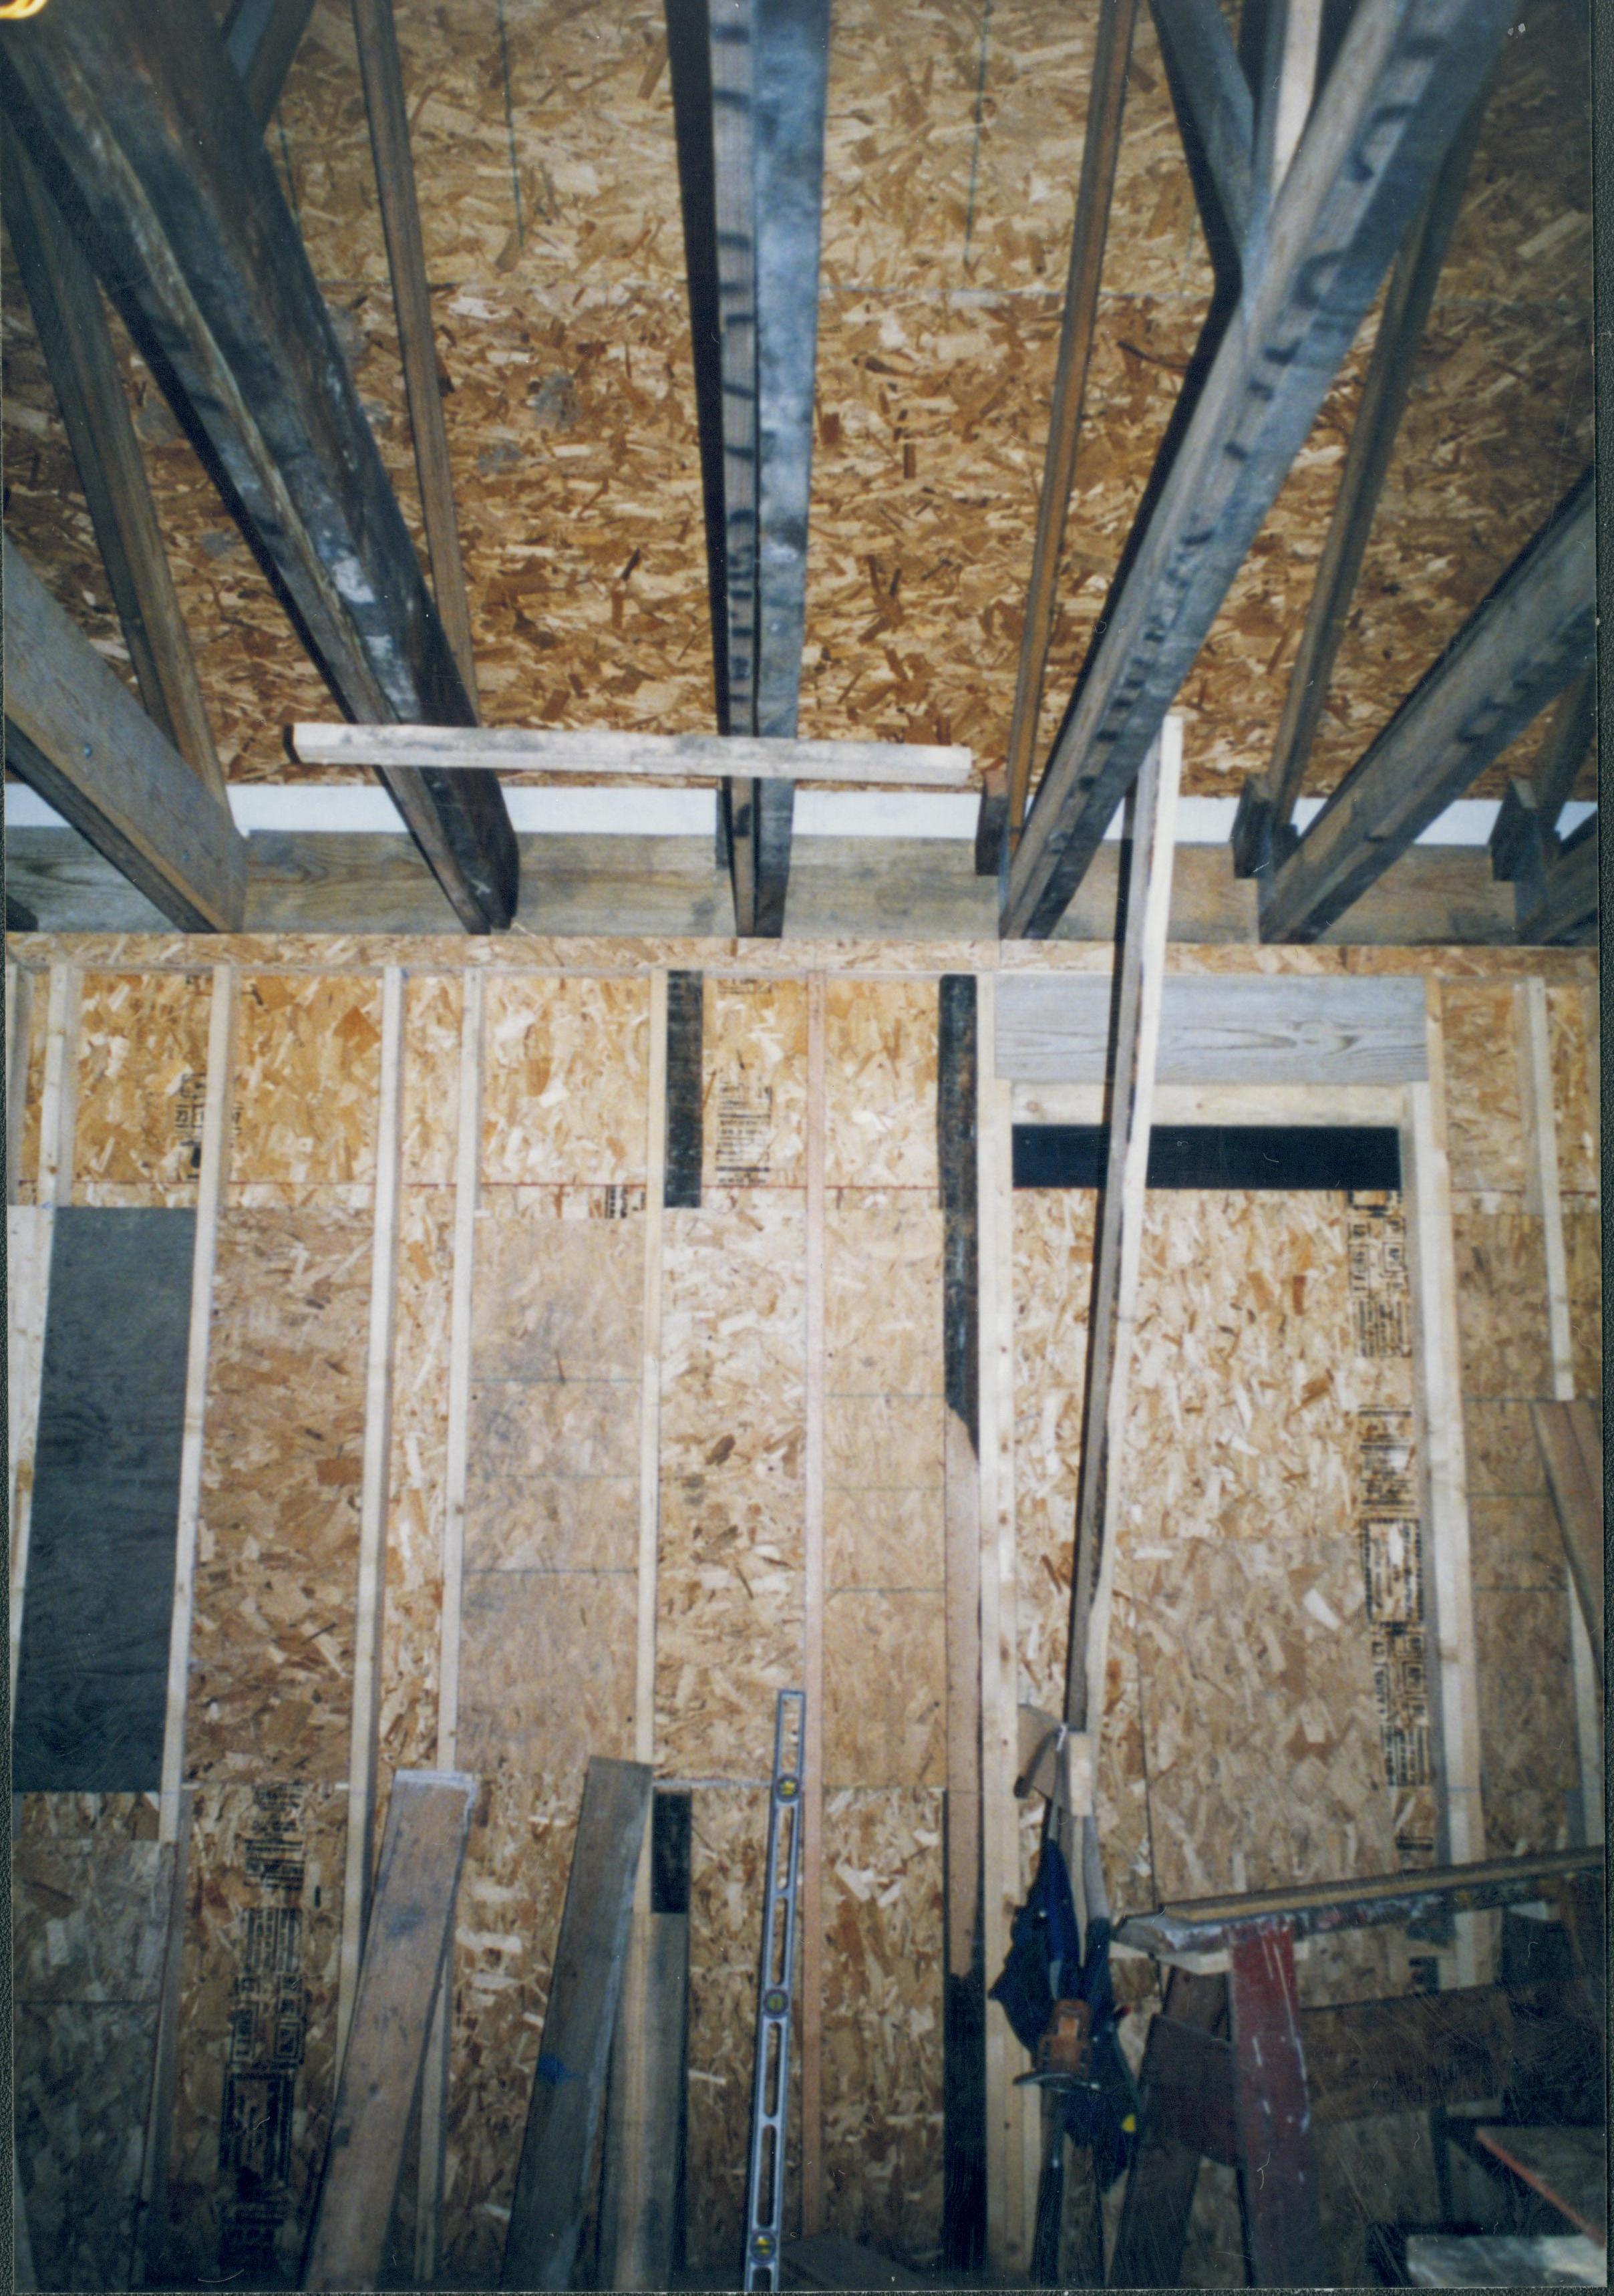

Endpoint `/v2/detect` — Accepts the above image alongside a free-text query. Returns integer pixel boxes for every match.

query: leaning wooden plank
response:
[802,973,828,2229]
[350,0,479,708]
[3,542,244,933]
[1,0,516,932]
[598,1908,690,2291]
[295,722,973,786]
[995,972,1429,1087]
[1148,0,1254,248]
[1262,472,1595,942]
[1067,718,1179,1736]
[2,138,224,803]
[304,1770,478,2292]
[1254,82,1489,843]
[1532,1402,1603,1684]
[221,0,317,124]
[1002,0,1512,938]
[500,1757,655,2291]
[999,0,1139,859]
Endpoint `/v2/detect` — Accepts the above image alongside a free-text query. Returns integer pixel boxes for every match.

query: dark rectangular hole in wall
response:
[1011,1124,1402,1193]
[13,1207,196,1792]
[652,1787,693,1915]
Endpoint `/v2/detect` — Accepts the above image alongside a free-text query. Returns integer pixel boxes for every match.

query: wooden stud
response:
[637,972,670,1767]
[293,722,972,786]
[158,964,236,1841]
[416,964,484,2281]
[500,1759,655,2291]
[8,961,79,1728]
[1148,0,1255,248]
[222,0,317,125]
[5,961,35,1206]
[976,970,1034,2276]
[1012,1079,1411,1129]
[307,1772,477,2292]
[802,968,827,2233]
[1400,984,1485,1979]
[337,964,407,2066]
[1516,978,1603,1841]
[1532,1403,1603,1679]
[1070,718,1182,1737]
[349,0,480,710]
[1227,1920,1320,2285]
[1000,0,1140,856]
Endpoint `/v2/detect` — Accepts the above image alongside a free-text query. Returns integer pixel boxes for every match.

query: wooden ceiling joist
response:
[1234,78,1492,876]
[1514,815,1597,948]
[1,0,517,934]
[995,0,1140,874]
[350,0,480,712]
[2,135,226,809]
[3,537,246,934]
[1261,469,1595,943]
[665,0,832,938]
[292,724,973,785]
[1000,0,1515,942]
[220,0,318,129]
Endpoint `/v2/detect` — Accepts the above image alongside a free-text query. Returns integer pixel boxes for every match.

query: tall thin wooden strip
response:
[6,961,35,1203]
[337,965,407,2064]
[128,1786,192,2287]
[158,966,236,1840]
[6,961,73,1723]
[1071,718,1181,1741]
[417,966,484,2279]
[1400,984,1484,1979]
[1516,978,1602,1844]
[638,970,670,1761]
[801,971,828,2233]
[976,972,1033,2275]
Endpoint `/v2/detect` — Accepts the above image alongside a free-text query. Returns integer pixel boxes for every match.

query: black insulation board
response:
[664,970,704,1209]
[1012,1124,1402,1193]
[13,1207,195,1791]
[937,975,979,1450]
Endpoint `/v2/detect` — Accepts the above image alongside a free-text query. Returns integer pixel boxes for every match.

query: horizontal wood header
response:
[995,974,1431,1085]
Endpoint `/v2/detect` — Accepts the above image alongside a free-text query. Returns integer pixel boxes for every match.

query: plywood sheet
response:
[466,1381,639,1571]
[1473,1589,1577,1859]
[472,1185,645,1382]
[1012,1187,1095,1719]
[456,1568,637,1781]
[1463,1398,1548,1499]
[1562,1205,1601,1403]
[379,1185,454,1779]
[188,1209,370,1781]
[72,968,212,1204]
[824,1590,946,1789]
[232,974,382,1185]
[13,1825,174,2005]
[824,978,939,1190]
[821,1788,945,2262]
[1440,984,1526,1195]
[1468,1495,1565,1592]
[400,972,463,1185]
[701,975,808,1191]
[482,974,650,1185]
[164,1783,346,2285]
[16,1999,158,2289]
[1451,1209,1553,1398]
[1119,1195,1399,1904]
[826,1481,944,1592]
[826,1189,945,1398]
[657,1192,806,1775]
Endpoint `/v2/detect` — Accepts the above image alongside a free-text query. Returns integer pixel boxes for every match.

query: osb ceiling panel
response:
[0,0,1592,803]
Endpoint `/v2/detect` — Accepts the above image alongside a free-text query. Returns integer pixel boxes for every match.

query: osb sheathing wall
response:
[8,931,1601,2287]
[0,0,1593,803]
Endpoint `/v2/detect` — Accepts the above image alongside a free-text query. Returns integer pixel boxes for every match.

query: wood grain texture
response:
[500,1757,652,2291]
[294,724,972,784]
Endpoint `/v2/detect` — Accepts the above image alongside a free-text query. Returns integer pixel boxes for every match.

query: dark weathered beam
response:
[1262,472,1594,942]
[3,537,246,933]
[1515,813,1598,947]
[997,0,1139,866]
[1148,0,1255,252]
[3,135,226,805]
[221,0,317,127]
[1,0,516,932]
[665,0,830,937]
[1003,0,1514,941]
[1239,82,1490,864]
[350,0,479,710]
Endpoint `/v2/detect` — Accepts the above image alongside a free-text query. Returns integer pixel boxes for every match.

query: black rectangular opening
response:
[1011,1124,1402,1192]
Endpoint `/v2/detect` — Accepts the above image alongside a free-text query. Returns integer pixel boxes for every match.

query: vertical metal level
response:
[743,1688,805,2289]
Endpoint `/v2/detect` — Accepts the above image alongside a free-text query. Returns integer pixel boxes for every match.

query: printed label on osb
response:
[217,1788,309,2281]
[1347,1193,1412,1358]
[713,1074,774,1186]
